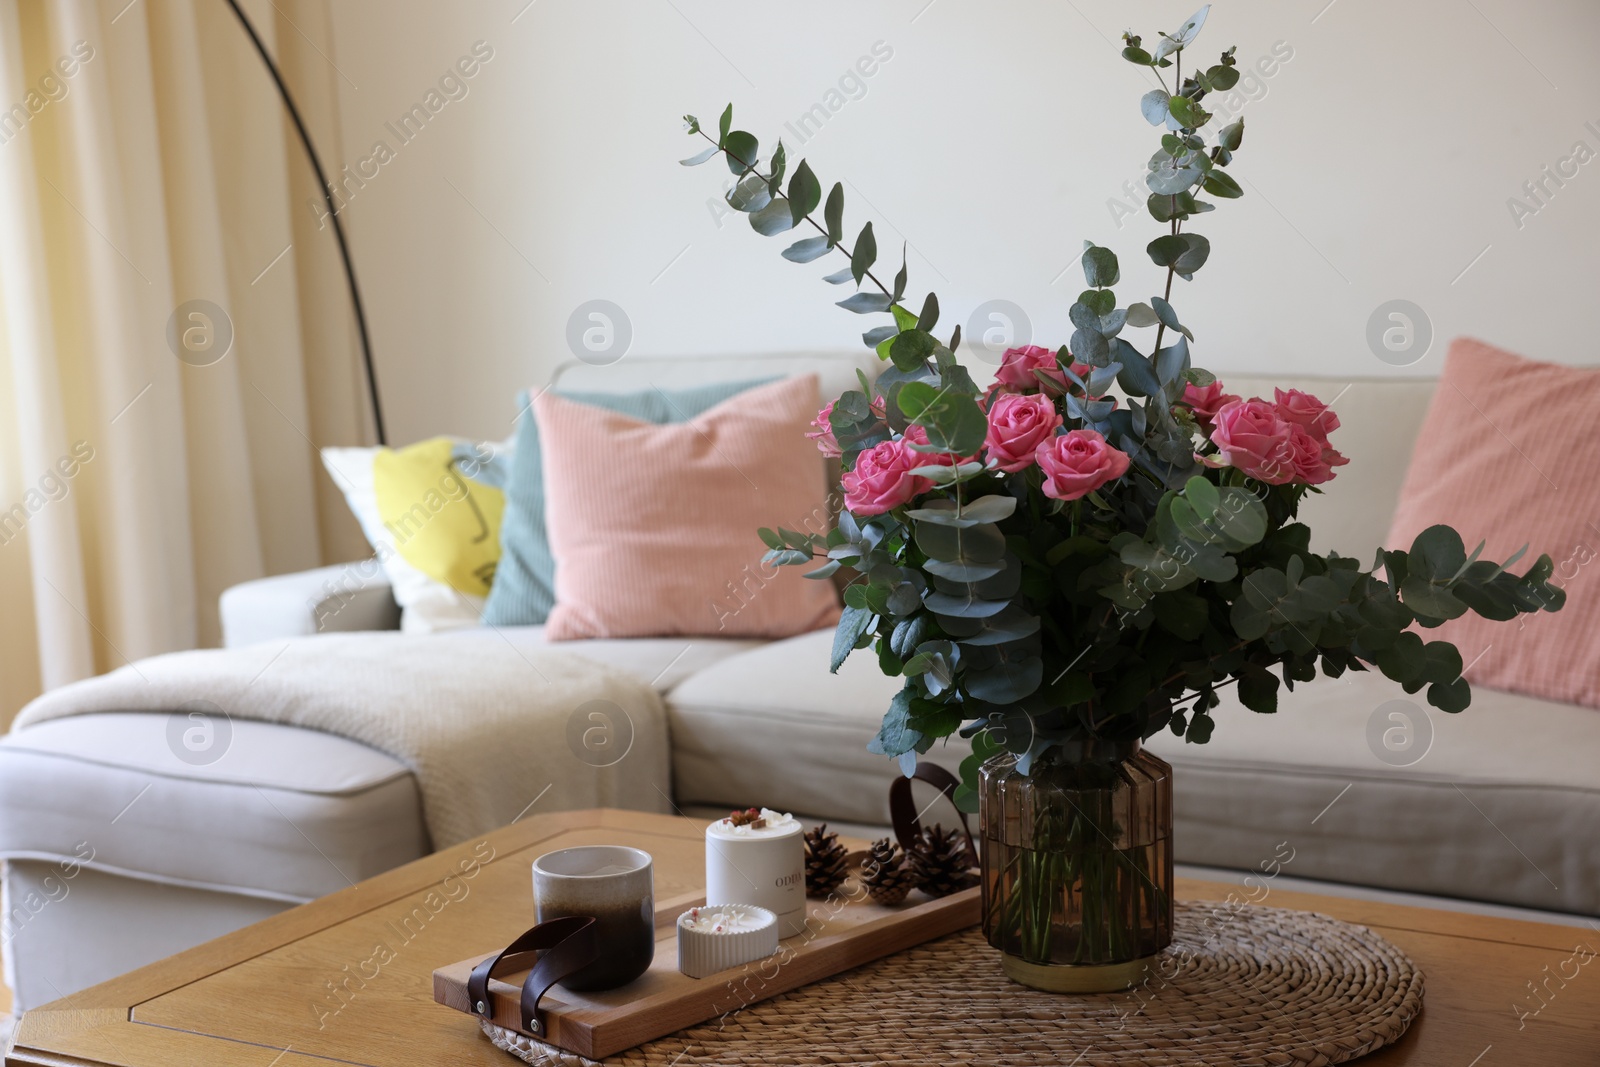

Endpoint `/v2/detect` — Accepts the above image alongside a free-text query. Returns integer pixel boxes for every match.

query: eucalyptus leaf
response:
[781,236,831,263]
[750,199,796,236]
[866,689,920,758]
[852,221,877,285]
[1184,475,1220,518]
[1147,156,1202,196]
[727,173,772,212]
[824,182,845,243]
[831,605,875,673]
[910,460,985,485]
[837,292,892,314]
[905,499,982,528]
[889,615,929,659]
[767,142,787,191]
[1410,525,1467,581]
[1167,95,1211,130]
[1116,352,1161,397]
[1069,301,1101,333]
[1081,244,1121,287]
[1155,336,1191,390]
[922,557,1007,582]
[1428,677,1471,713]
[1207,63,1240,90]
[965,658,1043,704]
[924,591,1010,618]
[1172,4,1210,47]
[915,520,1006,564]
[1140,89,1171,127]
[889,329,937,371]
[723,130,758,172]
[1203,171,1243,199]
[787,160,821,224]
[1125,302,1161,328]
[1072,328,1111,366]
[1174,233,1210,274]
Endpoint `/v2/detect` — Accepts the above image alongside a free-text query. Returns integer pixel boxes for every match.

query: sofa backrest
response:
[550,350,881,405]
[1225,375,1436,565]
[549,356,1436,569]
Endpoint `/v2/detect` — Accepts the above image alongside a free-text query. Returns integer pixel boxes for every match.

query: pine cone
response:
[859,837,915,906]
[907,824,980,898]
[804,824,849,898]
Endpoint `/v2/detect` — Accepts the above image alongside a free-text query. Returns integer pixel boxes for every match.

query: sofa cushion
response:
[1145,668,1600,915]
[1384,338,1600,708]
[0,714,429,902]
[560,633,765,692]
[667,629,960,825]
[672,633,1597,915]
[483,377,775,629]
[321,437,512,634]
[537,376,840,641]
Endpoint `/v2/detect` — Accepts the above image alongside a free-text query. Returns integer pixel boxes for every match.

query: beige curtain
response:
[0,0,371,727]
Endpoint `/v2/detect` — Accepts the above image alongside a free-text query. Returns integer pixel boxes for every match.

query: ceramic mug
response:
[532,845,654,991]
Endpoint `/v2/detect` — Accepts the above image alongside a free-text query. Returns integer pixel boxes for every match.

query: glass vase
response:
[979,740,1174,992]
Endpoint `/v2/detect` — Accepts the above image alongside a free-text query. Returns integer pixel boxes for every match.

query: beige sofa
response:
[1,354,1594,1013]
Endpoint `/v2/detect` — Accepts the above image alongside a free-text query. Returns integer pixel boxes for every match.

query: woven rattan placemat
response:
[481,901,1424,1066]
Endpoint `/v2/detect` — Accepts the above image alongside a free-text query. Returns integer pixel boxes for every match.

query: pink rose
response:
[901,424,978,467]
[1035,429,1131,501]
[1207,399,1297,484]
[842,438,932,516]
[984,393,1063,473]
[1286,424,1349,485]
[995,345,1065,393]
[1181,381,1240,428]
[806,400,843,457]
[1273,388,1340,438]
[806,396,888,457]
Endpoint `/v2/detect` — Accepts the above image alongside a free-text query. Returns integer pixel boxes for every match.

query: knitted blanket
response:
[13,629,671,848]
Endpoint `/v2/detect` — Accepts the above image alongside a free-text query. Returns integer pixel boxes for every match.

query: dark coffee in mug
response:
[532,846,654,991]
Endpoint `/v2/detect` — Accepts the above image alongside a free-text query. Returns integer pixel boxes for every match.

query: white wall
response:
[316,0,1600,444]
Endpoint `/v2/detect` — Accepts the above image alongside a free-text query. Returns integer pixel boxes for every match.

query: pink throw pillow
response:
[536,375,841,641]
[1385,338,1600,708]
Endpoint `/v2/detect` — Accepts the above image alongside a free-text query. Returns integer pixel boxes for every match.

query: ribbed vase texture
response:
[980,744,1174,967]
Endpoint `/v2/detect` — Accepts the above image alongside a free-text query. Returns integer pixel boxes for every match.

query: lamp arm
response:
[221,0,387,446]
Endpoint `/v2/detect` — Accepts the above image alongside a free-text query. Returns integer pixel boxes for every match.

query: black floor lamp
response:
[222,0,388,446]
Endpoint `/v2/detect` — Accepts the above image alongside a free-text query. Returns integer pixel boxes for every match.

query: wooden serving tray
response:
[433,871,980,1059]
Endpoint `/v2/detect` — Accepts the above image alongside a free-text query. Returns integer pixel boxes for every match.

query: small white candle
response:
[676,904,779,978]
[704,808,806,938]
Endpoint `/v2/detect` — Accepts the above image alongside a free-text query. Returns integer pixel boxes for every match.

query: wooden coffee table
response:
[8,808,1597,1065]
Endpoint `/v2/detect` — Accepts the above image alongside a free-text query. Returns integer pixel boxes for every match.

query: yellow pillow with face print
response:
[372,437,505,597]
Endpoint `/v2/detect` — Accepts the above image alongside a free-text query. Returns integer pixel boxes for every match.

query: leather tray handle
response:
[466,915,599,1035]
[888,762,979,863]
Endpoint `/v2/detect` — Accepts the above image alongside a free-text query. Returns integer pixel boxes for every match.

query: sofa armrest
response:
[219,561,400,648]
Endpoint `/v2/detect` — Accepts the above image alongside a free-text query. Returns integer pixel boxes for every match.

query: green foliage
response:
[679,8,1565,798]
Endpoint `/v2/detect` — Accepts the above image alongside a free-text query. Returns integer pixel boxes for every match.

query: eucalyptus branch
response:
[694,129,897,301]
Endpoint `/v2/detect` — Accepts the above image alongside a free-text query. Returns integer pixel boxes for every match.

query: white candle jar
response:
[704,809,806,938]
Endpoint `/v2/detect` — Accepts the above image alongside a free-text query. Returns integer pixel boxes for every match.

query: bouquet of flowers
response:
[679,6,1564,816]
